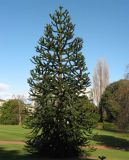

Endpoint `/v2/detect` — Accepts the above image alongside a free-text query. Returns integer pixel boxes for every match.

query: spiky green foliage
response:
[27,7,97,157]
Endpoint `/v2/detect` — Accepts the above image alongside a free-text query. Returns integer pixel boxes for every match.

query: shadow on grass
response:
[94,135,129,151]
[0,147,37,160]
[0,146,96,160]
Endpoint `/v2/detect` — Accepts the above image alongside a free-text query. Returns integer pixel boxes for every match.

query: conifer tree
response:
[27,7,97,157]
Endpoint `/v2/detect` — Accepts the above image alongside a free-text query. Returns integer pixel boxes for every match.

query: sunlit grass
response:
[0,124,129,159]
[0,125,30,141]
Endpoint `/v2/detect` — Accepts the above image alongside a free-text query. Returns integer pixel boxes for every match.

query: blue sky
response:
[0,0,129,99]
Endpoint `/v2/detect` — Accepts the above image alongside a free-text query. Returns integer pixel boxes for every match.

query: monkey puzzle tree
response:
[27,7,97,157]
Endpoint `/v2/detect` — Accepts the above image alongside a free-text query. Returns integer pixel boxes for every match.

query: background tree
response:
[124,64,129,80]
[0,99,28,125]
[92,59,109,122]
[27,7,97,157]
[117,94,129,131]
[12,95,28,125]
[99,79,129,131]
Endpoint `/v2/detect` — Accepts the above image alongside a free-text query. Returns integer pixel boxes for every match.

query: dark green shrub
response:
[99,79,129,131]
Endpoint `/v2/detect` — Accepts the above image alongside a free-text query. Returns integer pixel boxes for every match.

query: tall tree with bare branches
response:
[93,59,109,122]
[124,64,129,80]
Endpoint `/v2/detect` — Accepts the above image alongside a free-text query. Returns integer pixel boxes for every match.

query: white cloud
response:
[0,83,10,100]
[0,93,11,100]
[0,83,30,102]
[0,83,9,91]
[11,92,29,100]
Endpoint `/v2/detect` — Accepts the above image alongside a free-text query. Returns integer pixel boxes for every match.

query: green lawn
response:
[0,125,30,141]
[90,126,129,160]
[0,125,129,160]
[0,144,88,160]
[93,128,129,149]
[0,125,87,160]
[92,149,129,160]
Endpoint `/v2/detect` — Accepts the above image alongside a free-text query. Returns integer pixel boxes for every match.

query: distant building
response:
[0,99,5,107]
[26,87,93,113]
[26,104,35,113]
[79,88,93,101]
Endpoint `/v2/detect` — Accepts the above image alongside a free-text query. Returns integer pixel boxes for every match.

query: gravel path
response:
[0,140,25,145]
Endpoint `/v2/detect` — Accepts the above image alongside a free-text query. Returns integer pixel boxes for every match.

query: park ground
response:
[0,124,129,160]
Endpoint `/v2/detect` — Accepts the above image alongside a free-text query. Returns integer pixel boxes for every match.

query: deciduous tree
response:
[99,79,129,131]
[93,59,109,122]
[124,64,129,80]
[0,99,27,125]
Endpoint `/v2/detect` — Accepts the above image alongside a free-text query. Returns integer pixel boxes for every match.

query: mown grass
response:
[0,125,30,141]
[0,125,89,160]
[90,123,129,159]
[0,144,129,160]
[0,124,129,160]
[93,128,129,149]
[92,149,129,160]
[0,144,89,160]
[94,128,129,141]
